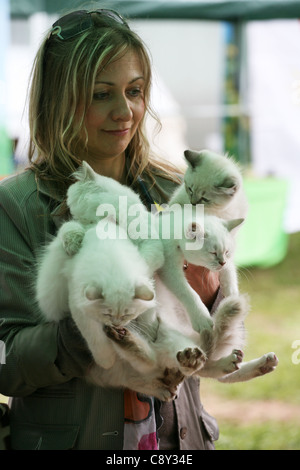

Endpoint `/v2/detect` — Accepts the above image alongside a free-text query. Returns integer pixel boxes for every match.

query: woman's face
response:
[82,49,145,164]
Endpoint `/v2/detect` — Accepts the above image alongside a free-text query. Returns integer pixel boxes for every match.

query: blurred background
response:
[1,0,300,449]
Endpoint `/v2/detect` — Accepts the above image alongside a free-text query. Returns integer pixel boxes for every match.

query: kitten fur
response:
[35,161,277,397]
[65,161,164,275]
[170,149,248,222]
[63,162,243,331]
[36,223,277,395]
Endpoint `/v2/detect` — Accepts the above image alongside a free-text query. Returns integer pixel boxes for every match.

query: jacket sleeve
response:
[0,185,90,397]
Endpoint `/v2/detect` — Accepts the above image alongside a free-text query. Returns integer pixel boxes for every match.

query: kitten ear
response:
[84,285,104,300]
[217,177,239,195]
[225,218,245,232]
[134,284,154,301]
[184,150,203,170]
[73,161,97,182]
[81,161,97,181]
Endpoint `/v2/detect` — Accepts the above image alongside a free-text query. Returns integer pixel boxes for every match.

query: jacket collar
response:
[35,174,69,230]
[35,173,65,203]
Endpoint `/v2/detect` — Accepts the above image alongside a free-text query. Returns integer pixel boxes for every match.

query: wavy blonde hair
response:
[28,11,179,191]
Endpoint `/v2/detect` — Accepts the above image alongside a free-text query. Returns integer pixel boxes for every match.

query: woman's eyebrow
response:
[95,76,145,85]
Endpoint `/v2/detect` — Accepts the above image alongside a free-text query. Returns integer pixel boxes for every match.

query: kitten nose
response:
[219,260,226,267]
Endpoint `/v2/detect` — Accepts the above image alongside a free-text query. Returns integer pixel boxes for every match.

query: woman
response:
[0,9,220,450]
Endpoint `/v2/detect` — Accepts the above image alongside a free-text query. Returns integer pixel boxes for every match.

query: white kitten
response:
[36,222,205,400]
[65,161,164,275]
[155,205,244,331]
[170,149,248,221]
[36,222,156,370]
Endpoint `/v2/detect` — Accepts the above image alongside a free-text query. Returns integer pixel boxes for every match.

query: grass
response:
[201,231,300,450]
[216,421,300,450]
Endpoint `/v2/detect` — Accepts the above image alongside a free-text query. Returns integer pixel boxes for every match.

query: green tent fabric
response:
[235,178,289,268]
[0,127,14,178]
[10,0,300,20]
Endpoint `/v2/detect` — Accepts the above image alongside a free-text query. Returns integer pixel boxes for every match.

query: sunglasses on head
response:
[49,9,129,40]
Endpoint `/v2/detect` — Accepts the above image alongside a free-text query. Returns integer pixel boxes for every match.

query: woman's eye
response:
[128,88,143,98]
[93,91,110,101]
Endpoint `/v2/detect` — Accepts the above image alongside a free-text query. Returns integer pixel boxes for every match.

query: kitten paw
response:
[258,352,278,375]
[62,230,85,256]
[156,368,184,401]
[161,367,184,388]
[222,349,244,373]
[177,347,206,373]
[104,325,127,341]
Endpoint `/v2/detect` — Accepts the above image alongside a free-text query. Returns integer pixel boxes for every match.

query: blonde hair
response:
[28,11,179,191]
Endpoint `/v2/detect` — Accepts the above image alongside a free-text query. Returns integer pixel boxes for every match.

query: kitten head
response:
[183,149,242,209]
[82,282,156,327]
[67,161,106,224]
[182,214,244,270]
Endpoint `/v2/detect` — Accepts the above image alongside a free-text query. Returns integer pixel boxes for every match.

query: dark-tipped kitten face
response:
[183,149,241,208]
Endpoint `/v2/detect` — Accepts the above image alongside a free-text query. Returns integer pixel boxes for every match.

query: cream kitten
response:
[64,161,164,276]
[170,149,248,221]
[36,221,156,370]
[36,221,207,400]
[156,205,244,331]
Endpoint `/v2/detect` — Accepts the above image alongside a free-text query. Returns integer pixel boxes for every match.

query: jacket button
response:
[180,427,187,439]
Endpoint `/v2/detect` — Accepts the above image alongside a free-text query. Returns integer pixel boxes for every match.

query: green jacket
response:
[0,169,219,450]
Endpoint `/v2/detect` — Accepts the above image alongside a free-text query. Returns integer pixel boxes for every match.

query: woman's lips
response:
[102,128,130,136]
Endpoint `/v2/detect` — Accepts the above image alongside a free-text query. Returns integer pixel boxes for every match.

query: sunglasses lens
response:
[52,11,92,40]
[96,9,128,26]
[50,9,128,41]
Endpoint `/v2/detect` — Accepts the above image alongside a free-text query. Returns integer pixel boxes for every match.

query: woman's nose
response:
[111,96,133,121]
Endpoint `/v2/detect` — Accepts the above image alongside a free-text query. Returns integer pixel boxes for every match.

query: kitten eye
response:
[188,187,193,194]
[122,308,134,316]
[210,252,217,256]
[201,197,210,203]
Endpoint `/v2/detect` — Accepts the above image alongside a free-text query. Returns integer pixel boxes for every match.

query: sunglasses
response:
[49,9,129,40]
